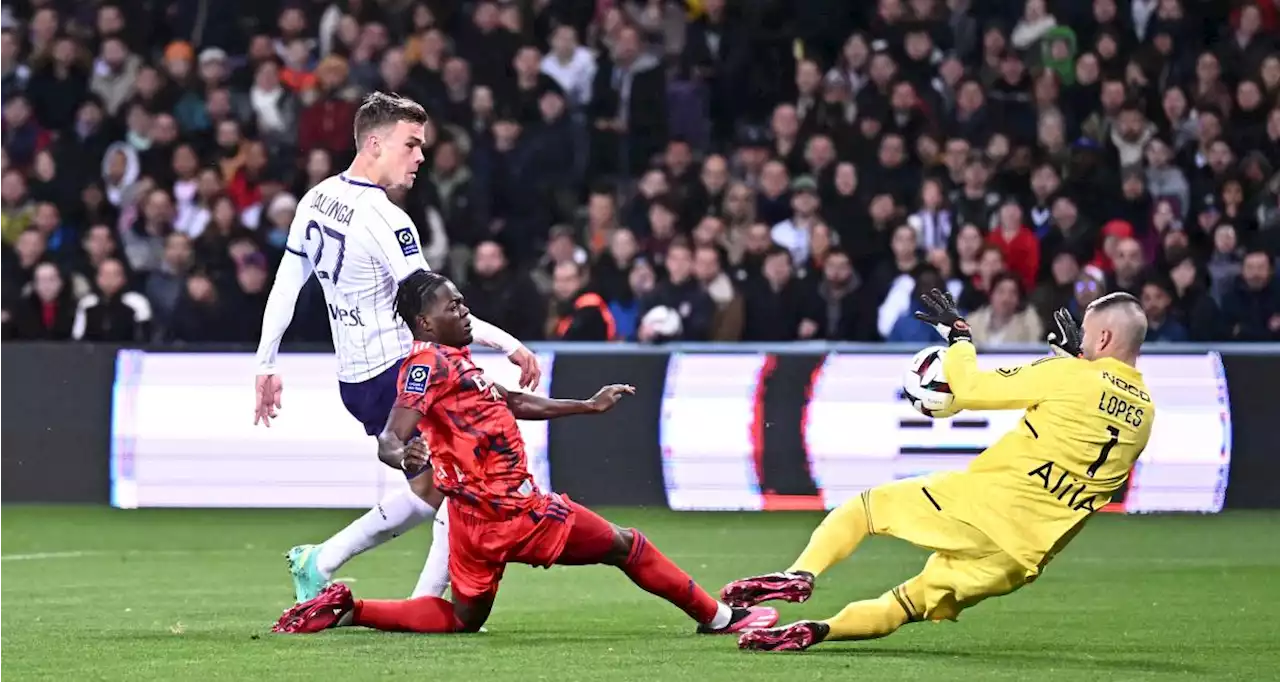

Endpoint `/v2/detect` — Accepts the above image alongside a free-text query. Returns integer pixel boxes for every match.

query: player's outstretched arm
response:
[943,341,1063,411]
[377,406,429,473]
[470,316,541,390]
[498,384,635,420]
[253,242,315,426]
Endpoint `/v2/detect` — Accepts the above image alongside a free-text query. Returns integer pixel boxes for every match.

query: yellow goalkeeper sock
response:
[787,491,872,577]
[823,582,922,641]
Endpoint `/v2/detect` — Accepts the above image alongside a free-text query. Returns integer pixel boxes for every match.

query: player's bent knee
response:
[604,527,635,566]
[452,595,494,633]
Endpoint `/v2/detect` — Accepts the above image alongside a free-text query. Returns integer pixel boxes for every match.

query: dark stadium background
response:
[3,1,1279,680]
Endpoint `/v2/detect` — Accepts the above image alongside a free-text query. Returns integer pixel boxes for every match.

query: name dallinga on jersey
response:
[309,193,355,226]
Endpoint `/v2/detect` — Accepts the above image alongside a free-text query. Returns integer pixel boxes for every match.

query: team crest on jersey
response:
[404,364,431,394]
[395,228,420,257]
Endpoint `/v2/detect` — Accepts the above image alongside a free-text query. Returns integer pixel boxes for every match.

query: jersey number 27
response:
[306,220,347,283]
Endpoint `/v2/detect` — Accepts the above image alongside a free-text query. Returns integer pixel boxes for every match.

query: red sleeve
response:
[394,348,452,414]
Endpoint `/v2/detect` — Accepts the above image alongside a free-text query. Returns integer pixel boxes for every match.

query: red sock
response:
[352,596,459,633]
[621,531,719,624]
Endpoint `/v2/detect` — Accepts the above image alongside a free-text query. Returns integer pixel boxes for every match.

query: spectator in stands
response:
[638,241,714,342]
[146,233,194,340]
[8,228,47,292]
[811,247,879,341]
[90,37,140,118]
[1,167,33,245]
[640,196,680,268]
[297,56,357,159]
[2,94,50,168]
[73,258,151,342]
[13,262,76,340]
[549,260,615,341]
[593,228,639,305]
[685,154,731,229]
[1031,251,1081,330]
[1107,236,1147,296]
[226,252,270,342]
[1038,195,1095,280]
[1165,250,1223,341]
[907,178,955,252]
[462,240,546,342]
[1142,277,1190,343]
[168,272,227,342]
[3,0,1277,348]
[610,257,658,340]
[1,28,30,96]
[741,246,819,342]
[1221,249,1280,341]
[122,188,176,276]
[588,24,667,178]
[247,58,300,154]
[987,200,1040,291]
[771,175,823,266]
[968,272,1045,347]
[692,243,744,341]
[541,25,596,108]
[887,269,949,345]
[875,224,927,336]
[1206,222,1245,304]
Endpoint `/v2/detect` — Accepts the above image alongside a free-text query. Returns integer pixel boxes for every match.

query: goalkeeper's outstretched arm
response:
[943,341,1066,411]
[914,287,1066,412]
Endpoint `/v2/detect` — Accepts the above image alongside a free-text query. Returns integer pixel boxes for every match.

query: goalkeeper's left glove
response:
[914,288,972,345]
[1047,307,1083,357]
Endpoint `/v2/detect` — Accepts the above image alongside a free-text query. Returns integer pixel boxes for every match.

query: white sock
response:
[315,488,435,578]
[409,501,452,598]
[709,602,733,629]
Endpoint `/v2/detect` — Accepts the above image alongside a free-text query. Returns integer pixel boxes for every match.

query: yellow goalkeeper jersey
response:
[935,341,1155,573]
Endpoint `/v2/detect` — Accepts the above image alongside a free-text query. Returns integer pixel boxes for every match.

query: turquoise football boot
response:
[286,544,329,604]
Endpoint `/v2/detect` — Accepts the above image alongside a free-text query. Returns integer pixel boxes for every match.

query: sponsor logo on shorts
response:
[405,364,431,394]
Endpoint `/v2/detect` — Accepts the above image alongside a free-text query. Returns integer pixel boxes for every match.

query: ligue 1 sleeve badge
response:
[405,365,431,394]
[396,227,421,257]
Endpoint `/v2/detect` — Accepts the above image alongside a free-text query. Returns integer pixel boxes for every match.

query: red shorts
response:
[448,493,618,601]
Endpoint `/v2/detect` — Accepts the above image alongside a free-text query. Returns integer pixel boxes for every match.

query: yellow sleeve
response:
[942,341,1073,411]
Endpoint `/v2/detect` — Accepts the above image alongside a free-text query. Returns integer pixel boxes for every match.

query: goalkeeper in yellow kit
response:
[729,289,1155,652]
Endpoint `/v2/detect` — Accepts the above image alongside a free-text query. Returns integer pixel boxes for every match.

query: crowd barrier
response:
[3,342,1277,510]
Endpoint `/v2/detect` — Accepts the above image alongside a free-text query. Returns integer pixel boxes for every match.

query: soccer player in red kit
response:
[273,270,778,636]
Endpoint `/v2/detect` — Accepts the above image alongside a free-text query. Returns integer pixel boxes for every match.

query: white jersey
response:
[255,172,523,385]
[255,173,425,383]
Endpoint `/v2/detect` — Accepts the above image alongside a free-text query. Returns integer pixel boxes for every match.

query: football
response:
[903,345,961,418]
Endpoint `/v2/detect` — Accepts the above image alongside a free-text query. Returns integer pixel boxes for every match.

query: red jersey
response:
[394,341,537,520]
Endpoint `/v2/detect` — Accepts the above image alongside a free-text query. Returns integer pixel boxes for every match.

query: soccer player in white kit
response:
[252,92,540,603]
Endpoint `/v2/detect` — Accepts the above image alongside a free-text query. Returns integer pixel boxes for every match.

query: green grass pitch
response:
[3,507,1277,681]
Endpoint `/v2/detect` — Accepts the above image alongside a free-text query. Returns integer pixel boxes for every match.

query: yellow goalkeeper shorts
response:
[865,474,1036,622]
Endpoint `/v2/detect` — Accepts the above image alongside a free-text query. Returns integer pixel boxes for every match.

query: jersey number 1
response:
[1088,425,1121,478]
[306,220,347,283]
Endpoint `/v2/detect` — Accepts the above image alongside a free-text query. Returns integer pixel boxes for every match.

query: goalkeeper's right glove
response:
[1048,307,1083,358]
[914,288,972,345]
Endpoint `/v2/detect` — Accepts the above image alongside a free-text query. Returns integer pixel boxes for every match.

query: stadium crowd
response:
[2,0,1279,345]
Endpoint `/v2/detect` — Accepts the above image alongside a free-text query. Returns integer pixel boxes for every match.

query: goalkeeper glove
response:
[914,288,972,345]
[1048,307,1083,357]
